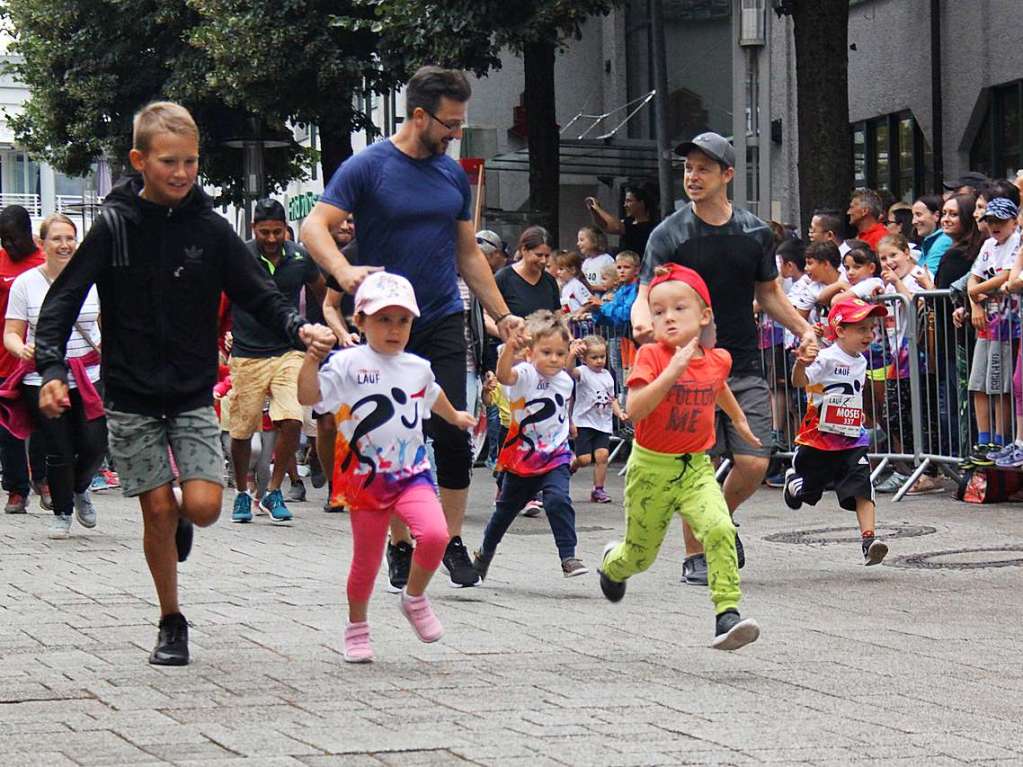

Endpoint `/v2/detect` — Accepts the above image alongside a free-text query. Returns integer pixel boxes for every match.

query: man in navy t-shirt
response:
[301,66,525,590]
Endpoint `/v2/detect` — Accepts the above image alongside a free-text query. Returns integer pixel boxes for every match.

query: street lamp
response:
[223,117,290,232]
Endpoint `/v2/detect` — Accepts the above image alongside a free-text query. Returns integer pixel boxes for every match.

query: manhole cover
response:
[764,524,937,545]
[509,525,612,536]
[888,546,1023,570]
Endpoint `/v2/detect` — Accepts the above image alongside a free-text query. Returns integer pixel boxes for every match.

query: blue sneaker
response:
[232,492,253,523]
[995,444,1023,469]
[259,489,293,523]
[89,473,110,492]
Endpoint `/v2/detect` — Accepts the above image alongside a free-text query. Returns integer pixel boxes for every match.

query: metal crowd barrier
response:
[759,288,1022,503]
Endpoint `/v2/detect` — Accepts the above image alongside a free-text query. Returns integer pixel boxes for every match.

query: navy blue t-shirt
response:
[320,140,471,325]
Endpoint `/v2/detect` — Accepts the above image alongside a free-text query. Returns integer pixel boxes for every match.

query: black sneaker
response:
[968,445,994,467]
[175,517,193,563]
[322,500,345,513]
[862,535,889,566]
[443,536,481,587]
[598,542,626,602]
[472,549,493,582]
[711,609,760,651]
[734,527,745,570]
[149,612,189,666]
[309,462,326,489]
[782,467,803,510]
[386,540,413,593]
[681,553,708,585]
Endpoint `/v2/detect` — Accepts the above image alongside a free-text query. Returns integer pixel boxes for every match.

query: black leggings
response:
[23,385,108,516]
[406,312,471,490]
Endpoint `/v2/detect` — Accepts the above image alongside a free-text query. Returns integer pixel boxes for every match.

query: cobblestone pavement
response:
[2,466,1022,766]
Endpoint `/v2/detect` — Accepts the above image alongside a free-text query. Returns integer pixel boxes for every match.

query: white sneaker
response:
[74,490,97,528]
[48,513,72,539]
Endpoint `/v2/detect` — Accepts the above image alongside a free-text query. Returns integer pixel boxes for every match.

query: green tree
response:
[0,0,310,205]
[338,0,620,240]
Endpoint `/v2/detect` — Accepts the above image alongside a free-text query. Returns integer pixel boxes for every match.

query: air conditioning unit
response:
[739,0,766,46]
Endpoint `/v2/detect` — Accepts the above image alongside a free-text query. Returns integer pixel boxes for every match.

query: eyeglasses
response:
[422,108,463,133]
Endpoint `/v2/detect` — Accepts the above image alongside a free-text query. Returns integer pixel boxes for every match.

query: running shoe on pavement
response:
[711,609,760,651]
[443,536,480,587]
[4,492,27,514]
[343,621,374,663]
[590,487,612,503]
[232,492,253,523]
[259,489,293,522]
[48,513,72,539]
[387,540,413,593]
[399,590,444,642]
[149,612,189,666]
[74,491,97,528]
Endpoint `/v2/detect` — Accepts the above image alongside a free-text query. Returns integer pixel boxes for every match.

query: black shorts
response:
[791,445,874,511]
[574,427,610,458]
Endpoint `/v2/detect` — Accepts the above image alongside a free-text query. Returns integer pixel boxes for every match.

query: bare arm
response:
[431,388,476,430]
[456,221,523,343]
[305,272,327,312]
[630,283,652,343]
[791,358,810,388]
[495,339,521,386]
[3,318,31,361]
[297,351,323,406]
[816,280,850,307]
[586,198,625,235]
[626,338,697,422]
[755,278,814,340]
[321,287,357,346]
[300,202,382,293]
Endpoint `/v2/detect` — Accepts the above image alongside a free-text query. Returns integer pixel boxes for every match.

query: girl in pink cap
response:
[298,271,476,663]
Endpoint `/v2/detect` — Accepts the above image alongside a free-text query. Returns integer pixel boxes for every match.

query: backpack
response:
[956,466,1023,504]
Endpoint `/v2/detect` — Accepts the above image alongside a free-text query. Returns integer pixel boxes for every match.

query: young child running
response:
[473,310,588,580]
[33,101,335,666]
[297,272,476,663]
[784,297,890,566]
[598,264,761,651]
[569,335,627,503]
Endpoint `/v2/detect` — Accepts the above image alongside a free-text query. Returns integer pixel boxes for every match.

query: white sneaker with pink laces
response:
[399,590,444,643]
[343,621,374,663]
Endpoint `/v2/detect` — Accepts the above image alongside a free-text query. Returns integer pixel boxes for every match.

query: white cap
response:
[354,271,420,318]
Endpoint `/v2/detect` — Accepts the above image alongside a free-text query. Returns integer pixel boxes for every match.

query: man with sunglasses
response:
[302,66,525,591]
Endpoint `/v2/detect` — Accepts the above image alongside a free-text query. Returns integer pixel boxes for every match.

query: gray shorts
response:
[968,339,1013,394]
[710,374,773,458]
[106,406,225,497]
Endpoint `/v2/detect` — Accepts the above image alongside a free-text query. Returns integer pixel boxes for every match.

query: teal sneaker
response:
[232,492,253,523]
[259,489,293,523]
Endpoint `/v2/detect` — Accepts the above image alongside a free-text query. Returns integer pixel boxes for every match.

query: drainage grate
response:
[509,525,612,536]
[764,524,937,546]
[887,546,1023,570]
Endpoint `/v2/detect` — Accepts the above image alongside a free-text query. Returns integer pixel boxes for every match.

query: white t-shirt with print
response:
[582,254,615,291]
[573,364,616,433]
[6,267,101,387]
[316,345,441,510]
[971,229,1021,280]
[560,277,593,313]
[498,361,574,476]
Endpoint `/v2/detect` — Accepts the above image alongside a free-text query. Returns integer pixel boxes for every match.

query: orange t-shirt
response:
[627,343,731,454]
[858,222,887,251]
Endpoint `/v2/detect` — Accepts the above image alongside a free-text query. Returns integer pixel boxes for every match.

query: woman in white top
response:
[4,214,105,539]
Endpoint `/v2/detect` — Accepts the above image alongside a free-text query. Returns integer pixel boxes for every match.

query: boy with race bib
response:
[784,298,890,565]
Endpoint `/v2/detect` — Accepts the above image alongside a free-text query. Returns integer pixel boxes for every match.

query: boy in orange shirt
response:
[598,264,761,650]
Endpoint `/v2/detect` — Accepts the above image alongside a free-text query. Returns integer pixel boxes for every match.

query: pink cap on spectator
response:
[354,271,420,318]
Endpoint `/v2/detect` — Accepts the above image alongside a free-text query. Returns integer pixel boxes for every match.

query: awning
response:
[484,137,679,179]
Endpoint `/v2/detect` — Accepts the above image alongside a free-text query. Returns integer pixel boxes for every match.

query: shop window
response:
[971,80,1023,180]
[850,111,930,202]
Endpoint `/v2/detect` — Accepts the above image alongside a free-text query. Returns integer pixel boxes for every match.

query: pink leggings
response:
[347,482,449,603]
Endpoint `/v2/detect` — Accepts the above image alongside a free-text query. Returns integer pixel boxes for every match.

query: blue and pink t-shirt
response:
[316,345,441,511]
[498,362,574,476]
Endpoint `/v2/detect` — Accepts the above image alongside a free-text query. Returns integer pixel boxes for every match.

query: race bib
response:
[818,393,863,437]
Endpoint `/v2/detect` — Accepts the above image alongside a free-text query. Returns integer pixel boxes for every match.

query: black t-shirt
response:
[621,218,656,256]
[640,204,777,374]
[232,240,320,357]
[494,265,562,318]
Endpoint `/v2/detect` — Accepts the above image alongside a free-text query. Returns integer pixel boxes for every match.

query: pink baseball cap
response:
[354,271,420,318]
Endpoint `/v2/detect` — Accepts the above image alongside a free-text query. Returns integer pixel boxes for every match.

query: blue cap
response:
[982,197,1020,221]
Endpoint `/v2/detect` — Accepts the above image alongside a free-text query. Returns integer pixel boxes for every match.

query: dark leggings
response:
[23,385,108,516]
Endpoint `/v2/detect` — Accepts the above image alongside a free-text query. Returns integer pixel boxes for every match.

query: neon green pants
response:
[603,443,741,613]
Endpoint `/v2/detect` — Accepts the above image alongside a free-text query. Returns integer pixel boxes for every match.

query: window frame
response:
[851,110,929,202]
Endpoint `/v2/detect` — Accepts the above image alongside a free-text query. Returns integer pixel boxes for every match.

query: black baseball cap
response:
[675,132,736,168]
[253,198,287,223]
[942,171,988,192]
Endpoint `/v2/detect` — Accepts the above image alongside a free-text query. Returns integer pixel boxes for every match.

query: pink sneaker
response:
[399,590,444,643]
[343,621,374,663]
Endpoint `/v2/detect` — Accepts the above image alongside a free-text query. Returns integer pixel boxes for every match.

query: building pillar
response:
[39,162,56,216]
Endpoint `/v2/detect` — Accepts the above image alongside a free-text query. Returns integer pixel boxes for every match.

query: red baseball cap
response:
[648,264,712,309]
[826,297,886,340]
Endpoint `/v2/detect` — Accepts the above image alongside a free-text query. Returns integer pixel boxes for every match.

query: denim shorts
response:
[106,406,224,497]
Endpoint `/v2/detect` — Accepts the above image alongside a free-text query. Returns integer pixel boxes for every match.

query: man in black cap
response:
[631,131,815,585]
[227,199,326,525]
[943,171,988,197]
